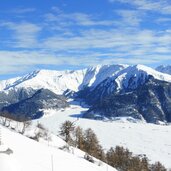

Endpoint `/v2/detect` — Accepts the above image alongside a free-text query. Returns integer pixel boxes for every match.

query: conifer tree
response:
[59,120,75,144]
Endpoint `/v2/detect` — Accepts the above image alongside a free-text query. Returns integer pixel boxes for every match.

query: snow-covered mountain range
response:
[0,64,128,94]
[0,64,171,123]
[0,64,170,94]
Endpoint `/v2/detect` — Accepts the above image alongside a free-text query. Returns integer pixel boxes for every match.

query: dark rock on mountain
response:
[1,88,69,121]
[83,78,171,123]
[0,88,36,110]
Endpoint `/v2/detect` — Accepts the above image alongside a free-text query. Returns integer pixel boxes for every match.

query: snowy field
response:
[36,102,171,169]
[0,125,116,171]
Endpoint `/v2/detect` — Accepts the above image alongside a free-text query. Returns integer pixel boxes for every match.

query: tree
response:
[83,128,105,161]
[106,146,133,171]
[34,123,51,141]
[74,126,84,150]
[0,112,12,127]
[59,120,75,144]
[21,120,32,134]
[150,162,167,171]
[106,146,167,171]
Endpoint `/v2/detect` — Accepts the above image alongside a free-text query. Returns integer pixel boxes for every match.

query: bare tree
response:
[74,126,84,150]
[21,120,32,134]
[0,112,12,127]
[34,123,51,141]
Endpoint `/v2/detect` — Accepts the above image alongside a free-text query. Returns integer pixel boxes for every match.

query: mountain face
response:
[156,65,171,75]
[0,64,171,123]
[0,88,36,110]
[1,88,69,121]
[84,78,171,123]
[78,65,171,104]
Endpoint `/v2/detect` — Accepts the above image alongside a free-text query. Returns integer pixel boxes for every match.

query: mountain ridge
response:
[1,64,171,94]
[0,64,171,123]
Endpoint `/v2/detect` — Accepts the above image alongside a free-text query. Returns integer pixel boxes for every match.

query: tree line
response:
[59,120,167,171]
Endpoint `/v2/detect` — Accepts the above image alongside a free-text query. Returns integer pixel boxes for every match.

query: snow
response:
[0,125,117,171]
[36,103,171,169]
[0,64,171,95]
[1,64,171,170]
[0,153,21,171]
[80,64,128,89]
[0,64,127,94]
[0,77,21,91]
[114,64,171,90]
[3,69,87,94]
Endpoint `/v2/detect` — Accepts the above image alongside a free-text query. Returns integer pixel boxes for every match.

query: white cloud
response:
[42,29,171,50]
[11,8,36,14]
[45,12,115,27]
[116,9,144,26]
[0,16,170,73]
[155,17,171,23]
[0,4,170,76]
[110,0,171,14]
[1,22,41,48]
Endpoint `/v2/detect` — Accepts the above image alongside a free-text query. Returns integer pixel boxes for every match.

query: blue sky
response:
[0,0,171,79]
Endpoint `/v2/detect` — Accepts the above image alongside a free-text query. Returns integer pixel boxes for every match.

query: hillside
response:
[0,125,116,171]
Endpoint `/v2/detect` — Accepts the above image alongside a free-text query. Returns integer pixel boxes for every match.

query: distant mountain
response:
[156,65,171,75]
[0,64,171,123]
[0,64,128,94]
[79,65,171,123]
[1,88,69,120]
[84,77,171,123]
[0,64,127,120]
[0,87,38,110]
[78,65,171,104]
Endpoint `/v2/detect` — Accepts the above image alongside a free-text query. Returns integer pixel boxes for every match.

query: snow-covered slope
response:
[0,65,128,94]
[156,65,171,75]
[115,64,171,89]
[0,125,116,171]
[0,77,21,91]
[36,104,171,169]
[1,70,86,94]
[99,64,171,92]
[79,64,128,89]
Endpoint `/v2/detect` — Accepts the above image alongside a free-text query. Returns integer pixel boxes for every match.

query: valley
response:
[35,102,171,169]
